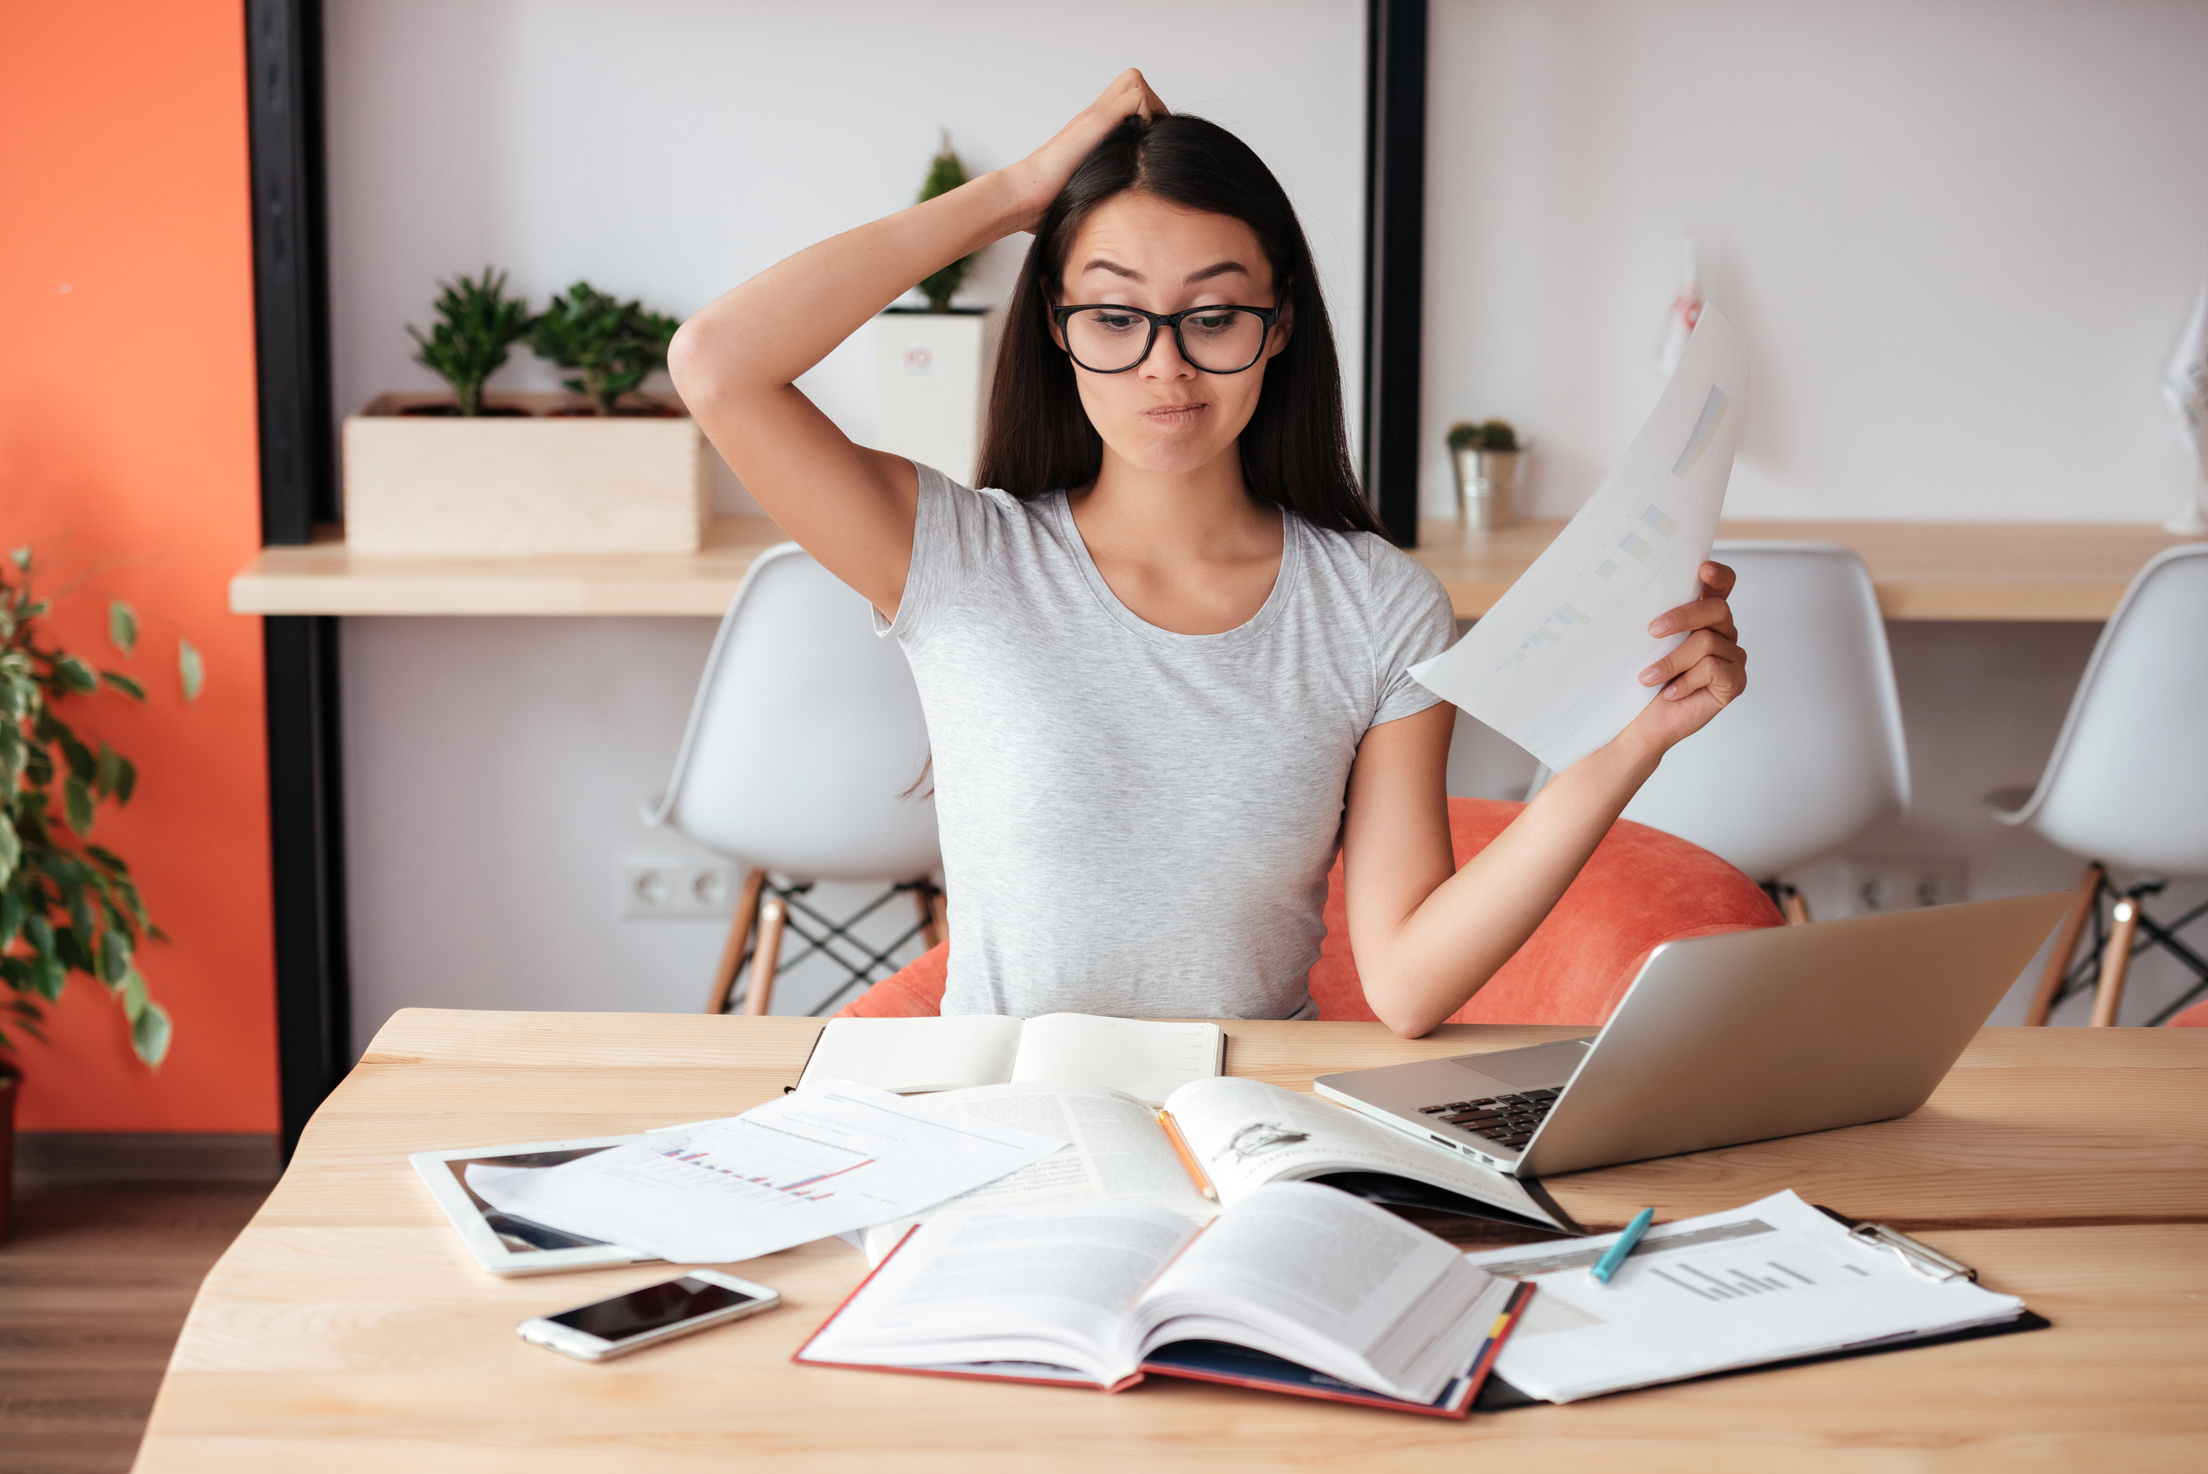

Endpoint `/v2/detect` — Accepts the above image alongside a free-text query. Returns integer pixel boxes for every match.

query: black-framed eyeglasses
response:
[1051,302,1283,375]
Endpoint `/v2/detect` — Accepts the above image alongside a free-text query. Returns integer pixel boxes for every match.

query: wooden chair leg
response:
[1781,890,1812,925]
[915,883,946,951]
[705,868,767,1015]
[2026,862,2102,1026]
[741,892,788,1017]
[2088,897,2140,1027]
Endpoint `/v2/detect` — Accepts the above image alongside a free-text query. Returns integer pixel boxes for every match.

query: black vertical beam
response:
[245,0,350,1158]
[1362,0,1428,548]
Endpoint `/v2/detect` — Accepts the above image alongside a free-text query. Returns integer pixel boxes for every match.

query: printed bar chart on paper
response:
[1459,1191,2027,1404]
[466,1080,1062,1264]
[1411,309,1748,771]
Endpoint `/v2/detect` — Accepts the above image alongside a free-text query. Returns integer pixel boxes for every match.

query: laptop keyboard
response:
[1415,1088,1561,1152]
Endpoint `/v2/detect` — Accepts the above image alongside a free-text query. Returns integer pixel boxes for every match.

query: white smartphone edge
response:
[517,1270,781,1362]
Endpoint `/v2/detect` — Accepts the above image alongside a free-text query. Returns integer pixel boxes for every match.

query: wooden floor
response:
[0,1178,267,1474]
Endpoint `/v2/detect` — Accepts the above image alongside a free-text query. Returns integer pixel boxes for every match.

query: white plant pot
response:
[870,308,1001,486]
[343,392,710,556]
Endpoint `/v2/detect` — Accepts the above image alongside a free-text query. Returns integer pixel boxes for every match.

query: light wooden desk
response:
[228,518,2202,621]
[137,1012,2208,1472]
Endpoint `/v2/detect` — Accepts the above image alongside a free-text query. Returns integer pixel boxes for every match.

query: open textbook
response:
[859,1076,1576,1262]
[798,1185,1531,1414]
[1411,308,1749,770]
[797,1013,1224,1105]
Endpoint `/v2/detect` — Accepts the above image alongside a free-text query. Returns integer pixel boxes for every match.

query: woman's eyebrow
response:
[1077,258,1253,285]
[1182,260,1251,285]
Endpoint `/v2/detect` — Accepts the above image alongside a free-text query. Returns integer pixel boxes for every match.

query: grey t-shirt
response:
[882,464,1456,1020]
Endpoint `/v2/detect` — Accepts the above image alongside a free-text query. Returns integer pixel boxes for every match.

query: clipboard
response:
[1471,1205,2051,1410]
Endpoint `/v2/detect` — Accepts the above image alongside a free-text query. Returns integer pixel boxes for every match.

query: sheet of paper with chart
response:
[1411,309,1748,771]
[1459,1190,2026,1403]
[465,1079,1062,1264]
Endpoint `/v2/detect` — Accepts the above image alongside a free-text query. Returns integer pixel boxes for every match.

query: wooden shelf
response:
[229,516,2202,621]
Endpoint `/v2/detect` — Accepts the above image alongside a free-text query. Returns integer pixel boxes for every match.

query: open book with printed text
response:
[797,1184,1531,1415]
[857,1075,1574,1261]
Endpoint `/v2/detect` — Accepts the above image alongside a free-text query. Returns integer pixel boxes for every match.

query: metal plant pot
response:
[1452,447,1520,530]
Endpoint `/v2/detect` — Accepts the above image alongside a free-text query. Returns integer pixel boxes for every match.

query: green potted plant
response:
[345,271,708,558]
[404,268,535,418]
[1445,419,1525,530]
[872,131,1000,485]
[2,546,197,1241]
[529,281,683,417]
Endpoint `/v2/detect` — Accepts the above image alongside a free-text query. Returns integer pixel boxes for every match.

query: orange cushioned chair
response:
[839,797,1783,1025]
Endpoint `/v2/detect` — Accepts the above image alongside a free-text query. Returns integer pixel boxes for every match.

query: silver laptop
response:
[1314,892,2070,1180]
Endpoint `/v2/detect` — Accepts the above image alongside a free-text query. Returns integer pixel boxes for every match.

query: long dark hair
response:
[973,114,1382,537]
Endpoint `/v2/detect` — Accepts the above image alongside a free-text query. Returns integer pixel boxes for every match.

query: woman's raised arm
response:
[1342,561,1749,1037]
[667,70,1168,619]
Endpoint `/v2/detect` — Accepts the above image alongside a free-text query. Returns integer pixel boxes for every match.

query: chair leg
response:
[915,882,946,951]
[705,868,767,1015]
[1781,890,1812,925]
[2088,897,2140,1027]
[2026,862,2103,1026]
[741,892,788,1017]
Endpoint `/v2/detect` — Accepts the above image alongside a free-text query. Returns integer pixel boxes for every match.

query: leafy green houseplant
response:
[1,547,200,1074]
[916,132,978,313]
[529,281,682,415]
[405,268,535,417]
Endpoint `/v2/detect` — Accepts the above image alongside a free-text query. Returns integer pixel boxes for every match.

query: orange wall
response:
[1,0,277,1132]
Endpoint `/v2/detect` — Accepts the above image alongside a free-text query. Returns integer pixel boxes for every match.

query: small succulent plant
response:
[1446,419,1520,453]
[406,268,534,417]
[916,131,979,314]
[529,281,682,415]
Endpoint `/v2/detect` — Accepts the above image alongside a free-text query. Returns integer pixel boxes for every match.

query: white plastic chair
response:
[643,543,943,1016]
[1990,543,2208,1027]
[1614,543,1911,920]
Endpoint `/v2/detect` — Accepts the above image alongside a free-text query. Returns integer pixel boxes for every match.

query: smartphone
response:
[518,1270,780,1361]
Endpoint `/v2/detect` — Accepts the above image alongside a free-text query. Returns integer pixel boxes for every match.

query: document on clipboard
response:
[1460,1190,2028,1404]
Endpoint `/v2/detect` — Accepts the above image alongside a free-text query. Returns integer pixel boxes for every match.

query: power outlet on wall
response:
[619,858,738,920]
[1842,857,1968,916]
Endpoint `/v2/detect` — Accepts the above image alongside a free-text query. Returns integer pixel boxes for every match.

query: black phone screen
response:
[548,1276,754,1342]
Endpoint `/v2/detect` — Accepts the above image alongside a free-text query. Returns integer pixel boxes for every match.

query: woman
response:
[669,72,1745,1037]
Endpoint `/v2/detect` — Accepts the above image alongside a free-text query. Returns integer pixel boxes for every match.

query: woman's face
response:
[1054,192,1289,480]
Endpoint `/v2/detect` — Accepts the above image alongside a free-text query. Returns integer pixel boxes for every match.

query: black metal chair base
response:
[724,877,942,1018]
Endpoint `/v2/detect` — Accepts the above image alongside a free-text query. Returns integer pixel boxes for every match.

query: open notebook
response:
[797,1184,1532,1416]
[797,1013,1224,1106]
[857,1076,1576,1261]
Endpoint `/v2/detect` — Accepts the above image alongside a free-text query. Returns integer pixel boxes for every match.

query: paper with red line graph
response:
[466,1080,1062,1264]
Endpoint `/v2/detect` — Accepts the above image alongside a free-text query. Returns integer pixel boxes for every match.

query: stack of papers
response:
[1462,1190,2027,1402]
[466,1080,1062,1264]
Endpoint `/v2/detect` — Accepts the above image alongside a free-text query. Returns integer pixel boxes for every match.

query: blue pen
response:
[1590,1207,1656,1285]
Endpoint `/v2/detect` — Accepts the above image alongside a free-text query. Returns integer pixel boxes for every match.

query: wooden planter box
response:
[343,392,711,556]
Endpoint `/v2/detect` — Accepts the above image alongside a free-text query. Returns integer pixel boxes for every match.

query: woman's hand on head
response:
[1626,560,1747,754]
[1004,69,1169,231]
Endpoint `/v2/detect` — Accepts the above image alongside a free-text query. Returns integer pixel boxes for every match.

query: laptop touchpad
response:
[1450,1039,1592,1090]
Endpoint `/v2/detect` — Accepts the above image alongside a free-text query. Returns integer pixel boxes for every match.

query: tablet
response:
[410,1136,659,1276]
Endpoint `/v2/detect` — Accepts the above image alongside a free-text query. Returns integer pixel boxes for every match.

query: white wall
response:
[325,0,1370,510]
[1422,0,2208,524]
[324,0,1370,1048]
